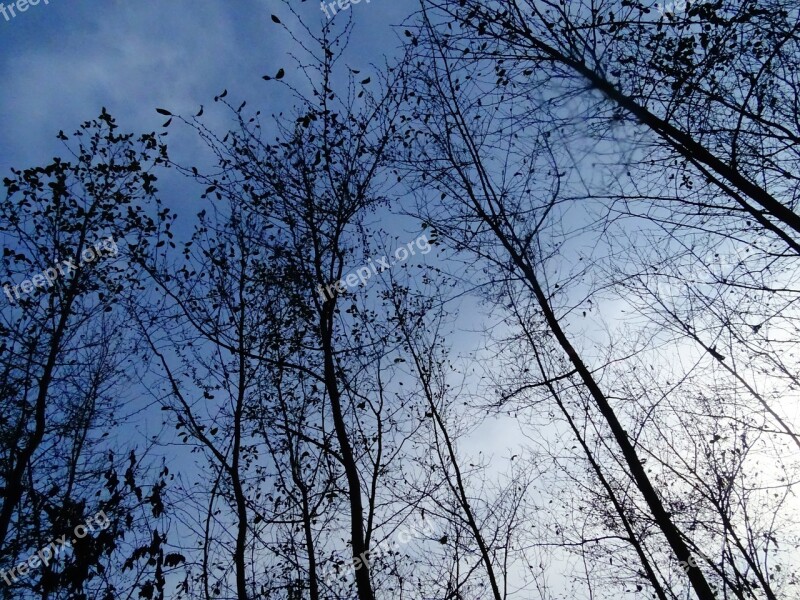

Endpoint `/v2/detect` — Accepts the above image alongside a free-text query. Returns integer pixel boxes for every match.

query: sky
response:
[0,0,588,486]
[0,0,532,482]
[3,3,800,597]
[0,0,413,207]
[0,2,665,591]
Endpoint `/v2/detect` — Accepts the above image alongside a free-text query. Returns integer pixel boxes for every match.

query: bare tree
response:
[400,12,734,597]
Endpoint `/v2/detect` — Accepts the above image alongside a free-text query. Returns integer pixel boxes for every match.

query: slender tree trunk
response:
[524,332,671,600]
[497,11,800,253]
[231,259,250,600]
[504,237,717,600]
[319,304,375,600]
[420,37,719,595]
[0,296,74,553]
[398,312,504,600]
[299,487,320,600]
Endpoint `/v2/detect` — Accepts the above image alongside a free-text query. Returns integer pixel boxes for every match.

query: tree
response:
[138,9,415,598]
[420,0,800,252]
[399,10,750,597]
[0,110,174,599]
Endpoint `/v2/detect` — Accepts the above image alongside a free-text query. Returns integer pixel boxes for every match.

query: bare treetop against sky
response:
[1,1,799,600]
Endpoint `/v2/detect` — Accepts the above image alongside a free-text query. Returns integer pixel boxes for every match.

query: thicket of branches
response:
[1,2,798,599]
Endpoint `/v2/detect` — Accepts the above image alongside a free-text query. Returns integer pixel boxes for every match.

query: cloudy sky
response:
[0,0,412,203]
[0,0,528,452]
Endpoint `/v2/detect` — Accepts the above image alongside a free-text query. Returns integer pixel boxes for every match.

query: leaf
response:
[162,118,172,127]
[271,14,281,23]
[164,553,185,567]
[155,108,172,116]
[361,77,371,84]
[276,68,285,80]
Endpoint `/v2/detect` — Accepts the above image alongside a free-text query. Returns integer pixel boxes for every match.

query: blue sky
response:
[0,1,565,464]
[0,0,521,468]
[0,0,412,206]
[0,0,526,527]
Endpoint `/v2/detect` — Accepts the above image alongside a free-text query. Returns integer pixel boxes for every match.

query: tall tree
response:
[0,110,173,599]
